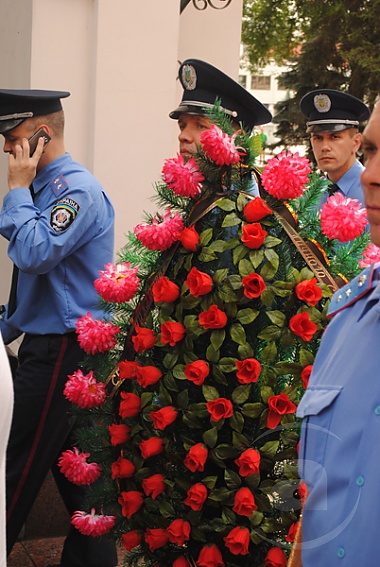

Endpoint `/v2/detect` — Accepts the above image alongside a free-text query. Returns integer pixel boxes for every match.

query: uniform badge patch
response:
[182,64,197,91]
[50,197,80,233]
[314,94,331,113]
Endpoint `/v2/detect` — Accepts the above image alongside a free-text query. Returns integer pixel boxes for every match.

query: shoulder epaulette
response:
[327,264,375,318]
[50,173,69,197]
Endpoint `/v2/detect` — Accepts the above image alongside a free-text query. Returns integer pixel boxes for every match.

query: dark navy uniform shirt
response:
[0,153,114,340]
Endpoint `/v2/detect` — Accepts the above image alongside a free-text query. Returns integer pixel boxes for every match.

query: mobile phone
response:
[28,128,51,157]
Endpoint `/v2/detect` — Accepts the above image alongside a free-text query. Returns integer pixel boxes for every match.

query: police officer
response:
[300,89,370,205]
[0,90,117,566]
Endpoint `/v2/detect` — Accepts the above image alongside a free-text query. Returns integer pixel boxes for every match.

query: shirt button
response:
[375,406,380,415]
[356,475,365,486]
[337,547,345,558]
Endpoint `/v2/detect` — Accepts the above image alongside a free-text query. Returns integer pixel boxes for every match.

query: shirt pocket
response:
[297,386,342,483]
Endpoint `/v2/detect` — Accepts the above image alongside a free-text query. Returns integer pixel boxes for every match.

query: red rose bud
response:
[118,490,144,518]
[267,393,297,429]
[264,546,287,567]
[118,360,139,379]
[185,266,213,297]
[122,530,142,551]
[184,483,208,511]
[144,527,169,552]
[136,365,162,388]
[132,326,157,352]
[206,397,233,422]
[142,473,166,499]
[119,392,141,418]
[111,456,136,479]
[140,437,165,459]
[232,487,258,516]
[197,544,225,567]
[241,222,267,249]
[224,526,250,555]
[301,364,313,389]
[289,312,318,342]
[152,276,180,303]
[108,423,131,446]
[198,304,228,329]
[235,448,261,477]
[244,197,272,221]
[295,278,323,306]
[167,518,191,546]
[184,360,210,385]
[150,406,178,430]
[242,272,266,298]
[173,556,190,567]
[235,358,261,384]
[286,522,299,543]
[178,225,200,251]
[184,443,208,472]
[160,321,186,346]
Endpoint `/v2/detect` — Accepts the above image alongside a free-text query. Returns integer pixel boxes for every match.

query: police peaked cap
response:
[300,89,370,133]
[0,89,70,134]
[170,59,272,131]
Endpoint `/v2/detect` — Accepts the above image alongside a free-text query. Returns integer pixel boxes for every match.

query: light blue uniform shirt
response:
[318,159,365,206]
[297,262,380,565]
[0,153,114,341]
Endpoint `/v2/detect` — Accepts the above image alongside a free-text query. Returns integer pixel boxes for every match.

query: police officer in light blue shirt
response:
[0,89,117,566]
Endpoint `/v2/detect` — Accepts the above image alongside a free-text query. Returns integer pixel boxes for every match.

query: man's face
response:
[2,121,35,155]
[361,104,380,247]
[310,128,361,182]
[177,113,213,156]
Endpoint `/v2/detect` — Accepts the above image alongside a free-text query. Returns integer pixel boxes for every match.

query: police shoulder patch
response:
[50,197,80,233]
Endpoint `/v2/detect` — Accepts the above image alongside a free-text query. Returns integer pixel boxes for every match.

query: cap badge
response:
[181,64,197,91]
[314,94,331,113]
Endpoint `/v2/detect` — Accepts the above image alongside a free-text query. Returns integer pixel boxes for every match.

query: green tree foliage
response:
[242,0,380,150]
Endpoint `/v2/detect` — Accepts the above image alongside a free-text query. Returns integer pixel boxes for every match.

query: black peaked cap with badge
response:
[0,89,70,134]
[300,89,370,133]
[170,59,272,131]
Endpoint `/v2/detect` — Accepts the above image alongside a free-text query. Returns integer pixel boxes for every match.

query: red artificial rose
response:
[142,473,166,499]
[118,360,139,379]
[297,481,308,502]
[178,226,200,251]
[160,321,186,346]
[184,483,208,511]
[267,393,297,429]
[206,397,233,422]
[167,518,191,546]
[232,487,258,516]
[289,312,318,342]
[244,197,272,221]
[119,392,141,418]
[285,522,299,543]
[145,527,169,552]
[122,530,142,551]
[173,556,190,567]
[152,276,180,303]
[184,360,210,385]
[235,448,261,477]
[242,272,267,299]
[108,423,131,446]
[197,544,225,567]
[184,443,208,472]
[118,490,144,518]
[150,406,178,430]
[140,437,165,459]
[295,277,323,306]
[199,304,228,329]
[235,358,261,384]
[185,267,213,297]
[301,364,313,389]
[241,223,268,249]
[111,456,136,480]
[223,526,250,555]
[264,546,287,567]
[132,326,157,352]
[136,365,162,388]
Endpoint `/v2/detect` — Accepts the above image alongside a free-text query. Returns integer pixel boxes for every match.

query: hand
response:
[7,136,45,191]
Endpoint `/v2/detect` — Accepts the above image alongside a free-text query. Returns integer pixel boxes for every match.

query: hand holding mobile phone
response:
[28,128,51,157]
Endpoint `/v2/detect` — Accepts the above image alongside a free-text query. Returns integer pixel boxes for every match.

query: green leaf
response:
[237,308,260,325]
[222,212,241,227]
[265,248,280,271]
[260,342,277,363]
[212,444,240,460]
[260,286,275,307]
[172,364,185,379]
[213,268,229,284]
[258,325,282,340]
[300,348,315,367]
[210,329,226,351]
[237,192,249,212]
[232,431,251,450]
[163,352,179,370]
[241,402,265,418]
[140,392,153,409]
[260,261,277,280]
[216,198,236,212]
[238,343,254,359]
[176,388,189,409]
[206,343,220,363]
[238,258,254,277]
[260,440,280,458]
[222,506,236,525]
[203,427,218,448]
[209,239,228,253]
[261,386,274,403]
[264,235,282,248]
[199,227,213,246]
[233,244,247,265]
[229,410,245,433]
[202,385,220,401]
[224,468,242,489]
[188,402,208,417]
[275,361,303,375]
[198,248,218,262]
[202,475,218,489]
[249,249,265,269]
[266,310,286,327]
[163,372,179,392]
[230,323,247,345]
[218,357,238,373]
[249,511,264,527]
[159,500,176,518]
[217,285,238,304]
[232,384,251,404]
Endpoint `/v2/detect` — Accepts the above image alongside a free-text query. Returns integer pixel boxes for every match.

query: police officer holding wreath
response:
[0,89,117,567]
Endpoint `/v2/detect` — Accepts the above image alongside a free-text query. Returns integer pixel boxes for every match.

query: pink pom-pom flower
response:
[94,262,140,303]
[359,243,380,268]
[64,369,106,408]
[134,207,184,252]
[201,125,241,166]
[320,193,367,242]
[75,313,120,354]
[261,151,311,199]
[71,508,115,536]
[162,154,204,198]
[58,447,102,485]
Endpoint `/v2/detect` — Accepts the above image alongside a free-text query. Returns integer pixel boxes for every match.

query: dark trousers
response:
[6,333,117,567]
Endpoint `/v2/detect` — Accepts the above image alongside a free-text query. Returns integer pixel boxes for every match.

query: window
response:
[239,75,247,88]
[250,75,271,90]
